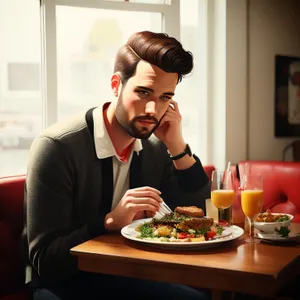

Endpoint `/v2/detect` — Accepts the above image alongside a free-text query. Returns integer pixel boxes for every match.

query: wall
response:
[226,0,248,165]
[194,0,300,169]
[248,0,300,160]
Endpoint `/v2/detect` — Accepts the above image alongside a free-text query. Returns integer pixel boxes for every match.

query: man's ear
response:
[111,73,122,97]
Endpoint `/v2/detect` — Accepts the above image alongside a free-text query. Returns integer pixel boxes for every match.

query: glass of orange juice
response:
[211,170,235,226]
[241,174,264,243]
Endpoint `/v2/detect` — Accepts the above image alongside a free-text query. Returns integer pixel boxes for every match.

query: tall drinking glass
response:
[211,170,235,226]
[241,174,264,243]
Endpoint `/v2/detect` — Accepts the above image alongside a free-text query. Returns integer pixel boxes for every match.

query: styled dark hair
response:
[113,31,193,84]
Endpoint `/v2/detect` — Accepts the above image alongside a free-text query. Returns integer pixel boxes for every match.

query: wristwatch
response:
[169,144,192,161]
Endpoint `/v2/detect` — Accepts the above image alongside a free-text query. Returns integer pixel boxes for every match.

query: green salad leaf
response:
[275,226,291,237]
[216,225,225,235]
[139,223,154,238]
[276,215,289,222]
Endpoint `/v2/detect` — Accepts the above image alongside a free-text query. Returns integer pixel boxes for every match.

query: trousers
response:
[32,273,210,300]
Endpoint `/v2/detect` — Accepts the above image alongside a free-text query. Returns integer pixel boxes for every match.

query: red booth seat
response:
[0,175,29,300]
[237,161,300,223]
[203,165,216,180]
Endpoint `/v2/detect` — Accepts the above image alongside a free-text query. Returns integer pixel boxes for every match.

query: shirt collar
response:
[92,103,143,160]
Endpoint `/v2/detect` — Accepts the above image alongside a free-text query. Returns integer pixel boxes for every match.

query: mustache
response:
[133,116,159,125]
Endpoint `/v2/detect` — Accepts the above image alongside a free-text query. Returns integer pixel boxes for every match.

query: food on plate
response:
[176,217,214,231]
[174,206,205,217]
[135,205,224,242]
[255,209,290,223]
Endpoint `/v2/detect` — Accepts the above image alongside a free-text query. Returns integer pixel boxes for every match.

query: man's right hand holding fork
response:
[105,186,169,231]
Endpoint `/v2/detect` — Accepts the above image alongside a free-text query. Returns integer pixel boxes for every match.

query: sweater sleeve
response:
[159,150,211,212]
[174,155,209,192]
[26,136,106,284]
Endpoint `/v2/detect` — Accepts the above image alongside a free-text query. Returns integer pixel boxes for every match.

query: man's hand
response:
[154,100,184,147]
[105,186,162,231]
[154,100,196,170]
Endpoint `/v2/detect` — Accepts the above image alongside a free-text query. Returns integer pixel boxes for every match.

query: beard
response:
[115,92,160,139]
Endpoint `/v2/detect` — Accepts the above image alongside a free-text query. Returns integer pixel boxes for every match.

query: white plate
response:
[121,218,244,250]
[256,232,300,242]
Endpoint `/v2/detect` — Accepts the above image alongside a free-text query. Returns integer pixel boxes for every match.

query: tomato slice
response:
[187,233,195,238]
[177,232,188,239]
[205,231,217,239]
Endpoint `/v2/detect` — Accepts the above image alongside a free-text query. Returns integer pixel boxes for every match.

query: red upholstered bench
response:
[0,175,29,300]
[235,161,300,223]
[203,165,215,181]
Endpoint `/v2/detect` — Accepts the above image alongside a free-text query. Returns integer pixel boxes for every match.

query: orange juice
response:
[241,190,264,218]
[211,190,235,209]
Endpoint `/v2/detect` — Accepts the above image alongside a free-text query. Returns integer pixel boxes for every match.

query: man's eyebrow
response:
[136,86,175,96]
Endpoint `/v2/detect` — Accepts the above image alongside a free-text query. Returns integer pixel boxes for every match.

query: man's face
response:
[114,61,178,139]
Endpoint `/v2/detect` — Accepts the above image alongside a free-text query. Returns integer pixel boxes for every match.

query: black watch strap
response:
[169,144,192,161]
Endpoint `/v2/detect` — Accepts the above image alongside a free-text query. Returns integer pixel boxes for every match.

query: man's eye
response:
[137,90,149,97]
[160,96,171,101]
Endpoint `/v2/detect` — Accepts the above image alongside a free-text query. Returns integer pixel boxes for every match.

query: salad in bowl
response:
[254,209,293,235]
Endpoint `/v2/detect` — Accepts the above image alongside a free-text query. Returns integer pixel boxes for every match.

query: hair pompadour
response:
[113,31,193,84]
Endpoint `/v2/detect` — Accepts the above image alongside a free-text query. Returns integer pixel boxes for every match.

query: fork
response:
[156,201,173,218]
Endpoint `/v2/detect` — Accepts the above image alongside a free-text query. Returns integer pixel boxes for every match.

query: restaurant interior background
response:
[0,0,300,177]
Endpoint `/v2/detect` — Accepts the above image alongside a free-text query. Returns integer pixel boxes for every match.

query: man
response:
[23,31,210,300]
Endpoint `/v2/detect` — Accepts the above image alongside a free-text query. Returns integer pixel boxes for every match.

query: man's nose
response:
[145,100,157,116]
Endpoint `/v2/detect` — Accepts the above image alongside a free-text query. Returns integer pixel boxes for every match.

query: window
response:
[55,6,162,119]
[0,0,42,177]
[1,0,206,177]
[45,0,205,158]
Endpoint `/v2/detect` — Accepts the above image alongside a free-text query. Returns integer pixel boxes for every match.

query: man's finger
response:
[127,197,161,208]
[132,204,159,214]
[127,191,163,202]
[132,186,161,195]
[170,99,180,113]
[145,211,156,218]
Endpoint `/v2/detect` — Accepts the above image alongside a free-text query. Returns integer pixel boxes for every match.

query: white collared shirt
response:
[92,104,143,210]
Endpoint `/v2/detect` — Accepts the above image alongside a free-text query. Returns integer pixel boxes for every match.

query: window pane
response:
[56,6,161,120]
[8,63,40,91]
[0,0,42,177]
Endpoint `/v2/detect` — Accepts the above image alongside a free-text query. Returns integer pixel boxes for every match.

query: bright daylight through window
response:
[0,0,203,177]
[0,0,42,177]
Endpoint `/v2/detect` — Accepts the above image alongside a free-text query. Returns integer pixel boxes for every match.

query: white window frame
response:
[40,0,179,128]
[200,0,248,169]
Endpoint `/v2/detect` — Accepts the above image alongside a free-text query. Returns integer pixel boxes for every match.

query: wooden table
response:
[71,223,300,299]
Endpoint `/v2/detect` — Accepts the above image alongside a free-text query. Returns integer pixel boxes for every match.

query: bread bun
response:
[174,206,204,217]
